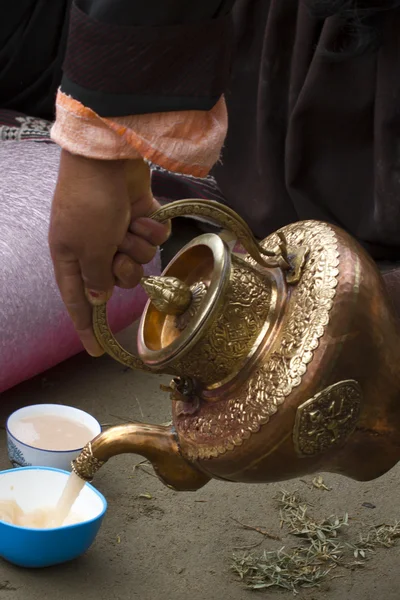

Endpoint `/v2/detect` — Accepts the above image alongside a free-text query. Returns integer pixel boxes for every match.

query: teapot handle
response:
[93,199,286,370]
[146,199,286,267]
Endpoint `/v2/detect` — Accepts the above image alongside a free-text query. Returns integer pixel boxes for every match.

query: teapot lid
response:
[137,233,230,369]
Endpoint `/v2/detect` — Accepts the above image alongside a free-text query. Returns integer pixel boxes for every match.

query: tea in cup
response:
[7,404,101,471]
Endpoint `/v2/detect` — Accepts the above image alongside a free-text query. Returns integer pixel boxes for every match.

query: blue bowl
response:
[0,467,107,568]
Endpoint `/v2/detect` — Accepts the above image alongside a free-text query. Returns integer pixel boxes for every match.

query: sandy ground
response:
[0,326,399,600]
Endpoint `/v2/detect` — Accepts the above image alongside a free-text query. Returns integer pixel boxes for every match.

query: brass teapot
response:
[73,200,400,490]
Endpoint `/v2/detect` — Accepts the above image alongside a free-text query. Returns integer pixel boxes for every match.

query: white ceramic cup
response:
[6,404,101,471]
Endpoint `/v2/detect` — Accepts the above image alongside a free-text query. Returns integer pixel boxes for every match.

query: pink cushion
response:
[0,142,160,393]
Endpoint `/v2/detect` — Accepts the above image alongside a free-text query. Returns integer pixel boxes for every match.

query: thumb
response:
[80,252,115,306]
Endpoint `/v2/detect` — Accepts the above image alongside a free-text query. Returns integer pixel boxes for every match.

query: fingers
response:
[125,158,171,246]
[52,257,105,357]
[79,250,116,297]
[113,217,170,286]
[49,152,138,357]
[129,190,160,218]
[130,217,171,246]
[129,195,171,237]
[113,253,144,288]
[118,231,157,265]
[115,216,170,286]
[51,238,115,356]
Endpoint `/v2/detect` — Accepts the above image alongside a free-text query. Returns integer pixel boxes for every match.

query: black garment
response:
[212,1,400,260]
[61,0,235,116]
[0,0,234,119]
[0,1,72,120]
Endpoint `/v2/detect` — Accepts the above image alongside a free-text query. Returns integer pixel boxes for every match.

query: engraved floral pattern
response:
[173,256,272,385]
[174,221,340,460]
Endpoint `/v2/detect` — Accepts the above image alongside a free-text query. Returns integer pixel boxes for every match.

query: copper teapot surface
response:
[72,200,400,491]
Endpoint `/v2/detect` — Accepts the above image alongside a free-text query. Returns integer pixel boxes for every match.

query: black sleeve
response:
[61,0,236,117]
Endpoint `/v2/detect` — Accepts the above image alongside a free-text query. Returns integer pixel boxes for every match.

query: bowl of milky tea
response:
[6,404,101,471]
[0,467,107,567]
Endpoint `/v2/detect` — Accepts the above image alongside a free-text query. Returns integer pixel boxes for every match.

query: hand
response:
[49,150,170,357]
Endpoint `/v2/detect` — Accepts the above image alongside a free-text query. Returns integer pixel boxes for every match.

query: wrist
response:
[59,149,128,175]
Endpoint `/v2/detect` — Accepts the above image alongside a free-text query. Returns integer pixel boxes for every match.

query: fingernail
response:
[85,289,113,306]
[86,346,105,358]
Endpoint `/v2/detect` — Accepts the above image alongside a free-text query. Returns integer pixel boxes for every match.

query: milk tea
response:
[11,414,93,451]
[0,498,83,528]
[3,413,96,528]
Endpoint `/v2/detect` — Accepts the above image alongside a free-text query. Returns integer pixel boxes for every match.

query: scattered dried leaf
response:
[0,581,17,591]
[231,517,281,541]
[232,489,400,594]
[312,476,332,491]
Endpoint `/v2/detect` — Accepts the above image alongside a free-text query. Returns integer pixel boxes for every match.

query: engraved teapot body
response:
[73,200,400,489]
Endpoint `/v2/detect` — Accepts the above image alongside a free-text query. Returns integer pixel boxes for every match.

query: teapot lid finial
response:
[141,276,193,316]
[141,275,209,331]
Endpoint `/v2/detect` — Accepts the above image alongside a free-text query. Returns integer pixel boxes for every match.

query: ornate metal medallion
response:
[293,380,362,457]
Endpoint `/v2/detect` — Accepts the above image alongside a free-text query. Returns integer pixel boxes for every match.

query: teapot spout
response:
[71,423,210,492]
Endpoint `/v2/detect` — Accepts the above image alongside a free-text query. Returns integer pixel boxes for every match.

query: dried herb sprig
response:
[232,489,400,595]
